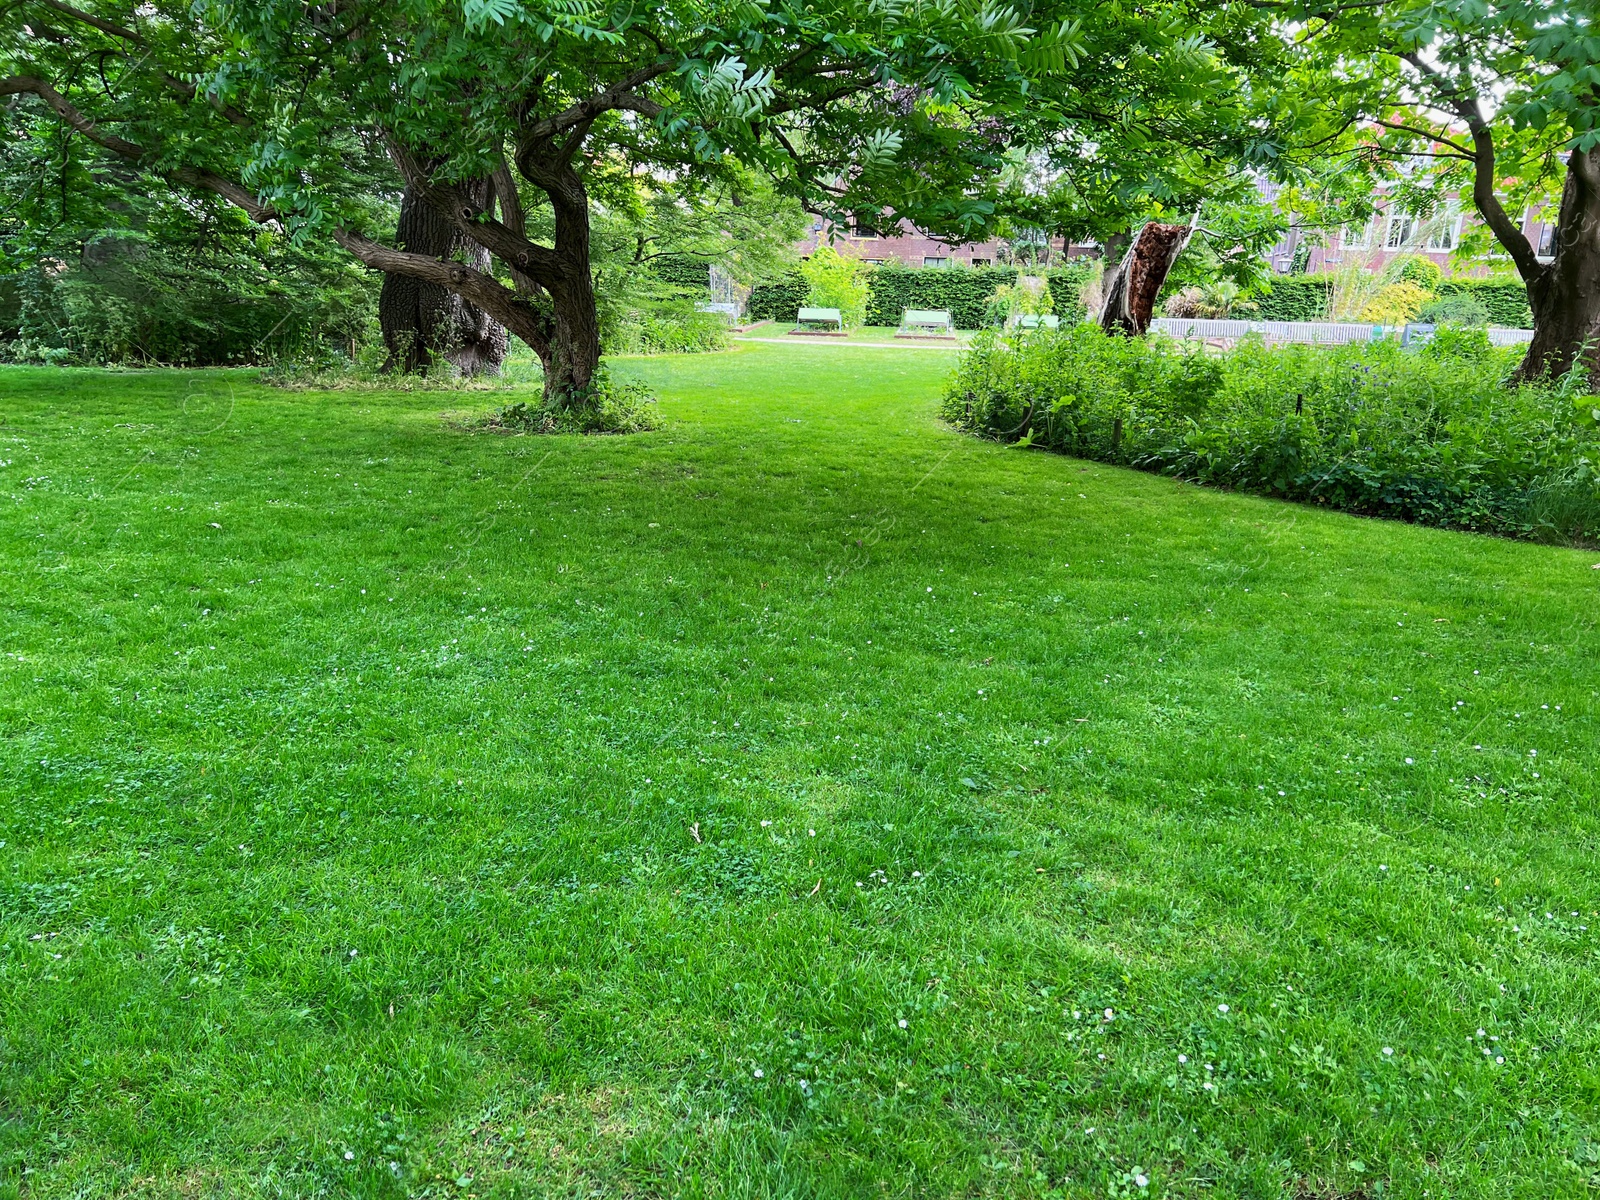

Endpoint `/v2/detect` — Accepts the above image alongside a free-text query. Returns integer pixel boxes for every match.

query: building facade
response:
[792,193,1558,278]
[795,217,1098,268]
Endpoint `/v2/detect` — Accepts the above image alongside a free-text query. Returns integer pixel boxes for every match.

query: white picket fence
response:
[1149,318,1534,348]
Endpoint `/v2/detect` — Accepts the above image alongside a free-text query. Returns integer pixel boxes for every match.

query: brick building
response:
[795,217,1099,268]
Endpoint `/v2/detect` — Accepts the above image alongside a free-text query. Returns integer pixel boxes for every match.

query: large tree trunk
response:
[379,175,508,376]
[1514,148,1600,385]
[517,149,602,404]
[1098,221,1195,336]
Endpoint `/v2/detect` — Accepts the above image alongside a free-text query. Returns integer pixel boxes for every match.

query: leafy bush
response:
[1,235,375,366]
[1163,282,1255,319]
[492,369,661,434]
[800,247,869,327]
[610,301,728,354]
[1163,287,1205,318]
[984,278,1051,326]
[1387,254,1443,290]
[1044,260,1099,324]
[942,324,1600,545]
[1437,279,1533,329]
[1417,292,1490,327]
[1360,281,1434,324]
[749,258,1099,329]
[649,255,712,290]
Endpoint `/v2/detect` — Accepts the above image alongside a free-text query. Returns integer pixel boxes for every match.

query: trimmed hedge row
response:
[1253,278,1332,322]
[650,255,713,290]
[863,265,1019,328]
[747,259,1102,329]
[1248,275,1533,328]
[747,272,808,322]
[1438,280,1533,329]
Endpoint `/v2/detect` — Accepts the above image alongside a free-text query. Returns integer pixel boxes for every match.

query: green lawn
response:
[2,342,1598,1200]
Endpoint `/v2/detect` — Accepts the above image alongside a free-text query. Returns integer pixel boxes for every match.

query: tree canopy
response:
[2,0,1317,395]
[1276,0,1599,379]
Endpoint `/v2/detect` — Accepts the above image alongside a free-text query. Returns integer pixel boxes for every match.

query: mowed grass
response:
[1,342,1599,1200]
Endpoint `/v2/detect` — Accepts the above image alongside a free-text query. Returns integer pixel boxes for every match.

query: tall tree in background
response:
[1283,0,1598,381]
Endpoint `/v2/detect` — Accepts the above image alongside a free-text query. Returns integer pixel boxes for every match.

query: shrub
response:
[746,271,808,322]
[749,258,1101,329]
[799,246,869,327]
[1163,287,1205,319]
[1437,279,1533,329]
[942,324,1600,545]
[492,369,661,434]
[1417,292,1490,327]
[1387,254,1443,290]
[649,255,712,291]
[984,278,1052,326]
[610,301,728,354]
[1044,260,1099,324]
[1254,277,1332,322]
[865,263,1021,328]
[1360,281,1434,324]
[1,235,376,366]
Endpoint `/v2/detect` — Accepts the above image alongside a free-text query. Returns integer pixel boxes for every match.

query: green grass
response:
[2,342,1598,1200]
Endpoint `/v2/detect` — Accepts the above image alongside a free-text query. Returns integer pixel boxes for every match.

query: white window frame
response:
[921,256,950,269]
[1385,214,1418,248]
[1341,220,1372,249]
[1537,223,1557,259]
[1425,206,1463,251]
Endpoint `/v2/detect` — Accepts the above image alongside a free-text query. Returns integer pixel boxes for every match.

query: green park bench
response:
[898,308,956,337]
[1014,313,1061,330]
[794,306,844,332]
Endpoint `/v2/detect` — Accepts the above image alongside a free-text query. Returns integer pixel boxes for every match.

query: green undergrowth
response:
[2,343,1598,1198]
[946,325,1600,546]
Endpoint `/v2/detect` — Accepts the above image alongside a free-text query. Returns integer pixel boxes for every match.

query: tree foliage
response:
[0,0,1323,392]
[1274,0,1599,379]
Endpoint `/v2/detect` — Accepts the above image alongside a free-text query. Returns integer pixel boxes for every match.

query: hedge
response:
[747,271,808,322]
[1253,278,1332,322]
[863,264,1021,328]
[650,255,713,290]
[748,259,1104,329]
[1437,280,1532,329]
[1247,275,1533,328]
[1044,260,1099,323]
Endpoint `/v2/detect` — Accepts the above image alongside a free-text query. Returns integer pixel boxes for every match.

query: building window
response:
[1342,220,1372,249]
[862,258,886,265]
[1537,223,1557,258]
[971,258,991,267]
[922,256,949,268]
[1425,206,1462,250]
[1385,215,1417,248]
